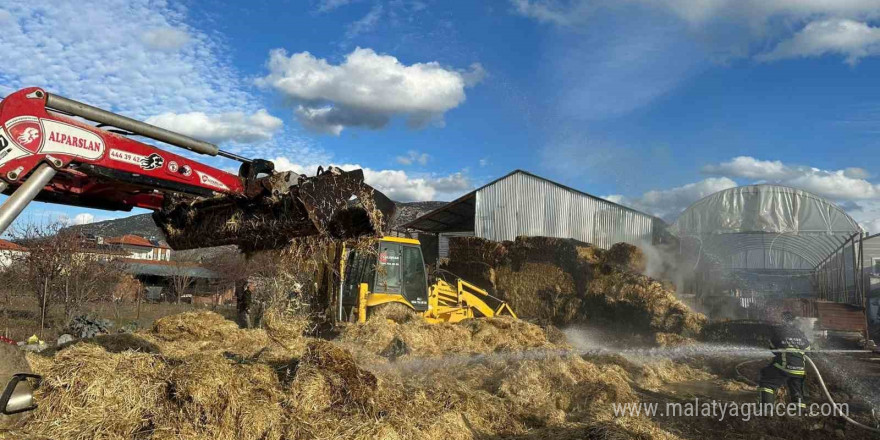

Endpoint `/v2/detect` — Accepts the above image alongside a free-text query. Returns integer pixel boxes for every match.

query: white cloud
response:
[0,1,262,125]
[860,217,880,235]
[0,0,322,223]
[272,157,471,202]
[701,156,793,180]
[141,27,190,51]
[510,0,592,26]
[345,4,383,39]
[395,150,430,166]
[757,19,880,65]
[606,177,738,220]
[513,0,880,27]
[145,110,283,144]
[511,0,880,64]
[661,0,880,25]
[703,156,880,200]
[315,0,356,13]
[0,0,321,165]
[479,158,489,167]
[72,213,95,225]
[256,47,484,134]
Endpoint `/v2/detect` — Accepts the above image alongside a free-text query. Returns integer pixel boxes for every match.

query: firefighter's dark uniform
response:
[757,323,810,407]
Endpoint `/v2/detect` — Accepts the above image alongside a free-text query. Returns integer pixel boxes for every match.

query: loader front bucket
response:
[153,168,396,252]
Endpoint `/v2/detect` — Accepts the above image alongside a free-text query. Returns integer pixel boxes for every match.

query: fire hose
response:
[804,355,880,435]
[734,356,880,435]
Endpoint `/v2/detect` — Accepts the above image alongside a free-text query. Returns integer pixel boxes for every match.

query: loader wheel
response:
[369,302,417,324]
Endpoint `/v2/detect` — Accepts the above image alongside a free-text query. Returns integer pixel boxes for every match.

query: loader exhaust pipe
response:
[44,92,244,160]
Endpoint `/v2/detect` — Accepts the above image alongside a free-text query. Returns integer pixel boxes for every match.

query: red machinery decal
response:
[195,170,229,191]
[6,117,43,153]
[109,149,164,170]
[0,127,33,167]
[40,119,105,159]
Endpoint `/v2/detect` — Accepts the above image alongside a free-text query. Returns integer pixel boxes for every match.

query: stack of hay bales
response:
[443,236,705,340]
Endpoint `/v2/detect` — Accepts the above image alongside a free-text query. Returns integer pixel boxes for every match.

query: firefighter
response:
[757,311,810,408]
[235,278,253,329]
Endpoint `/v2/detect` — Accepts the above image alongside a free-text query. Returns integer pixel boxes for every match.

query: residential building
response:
[104,235,172,261]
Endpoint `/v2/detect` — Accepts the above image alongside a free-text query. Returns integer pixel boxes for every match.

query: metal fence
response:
[813,232,865,307]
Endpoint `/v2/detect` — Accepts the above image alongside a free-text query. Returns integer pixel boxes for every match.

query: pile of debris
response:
[442,236,705,343]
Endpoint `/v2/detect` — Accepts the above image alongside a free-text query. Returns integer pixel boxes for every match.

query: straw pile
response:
[443,236,706,339]
[10,311,699,440]
[11,311,863,440]
[699,320,774,346]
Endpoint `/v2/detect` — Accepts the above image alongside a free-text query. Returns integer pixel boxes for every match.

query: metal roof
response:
[120,259,218,279]
[672,184,862,269]
[406,169,660,233]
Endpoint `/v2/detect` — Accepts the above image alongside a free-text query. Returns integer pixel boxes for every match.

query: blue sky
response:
[4,0,880,232]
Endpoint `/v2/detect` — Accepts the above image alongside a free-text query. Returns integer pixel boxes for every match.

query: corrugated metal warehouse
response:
[406,170,665,259]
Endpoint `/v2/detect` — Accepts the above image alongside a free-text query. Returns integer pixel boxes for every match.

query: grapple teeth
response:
[152,168,396,252]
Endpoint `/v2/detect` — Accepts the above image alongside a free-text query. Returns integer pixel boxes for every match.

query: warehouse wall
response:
[473,172,655,249]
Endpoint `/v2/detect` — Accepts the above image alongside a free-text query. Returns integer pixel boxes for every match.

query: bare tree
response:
[168,263,194,304]
[59,255,123,322]
[9,223,79,339]
[0,266,20,338]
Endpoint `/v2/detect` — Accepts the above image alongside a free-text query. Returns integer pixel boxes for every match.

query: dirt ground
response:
[0,297,235,342]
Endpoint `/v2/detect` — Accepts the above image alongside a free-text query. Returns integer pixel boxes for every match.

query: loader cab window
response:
[376,242,402,293]
[402,245,428,310]
[341,250,375,307]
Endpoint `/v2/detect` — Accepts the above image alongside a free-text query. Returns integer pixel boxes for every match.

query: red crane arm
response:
[0,87,246,212]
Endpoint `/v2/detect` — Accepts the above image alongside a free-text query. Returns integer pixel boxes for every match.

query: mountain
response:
[390,201,447,230]
[65,213,163,239]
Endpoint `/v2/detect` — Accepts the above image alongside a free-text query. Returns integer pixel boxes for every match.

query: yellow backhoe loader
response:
[337,237,517,323]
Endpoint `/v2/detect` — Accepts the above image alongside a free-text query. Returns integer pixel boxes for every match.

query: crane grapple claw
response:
[152,168,396,252]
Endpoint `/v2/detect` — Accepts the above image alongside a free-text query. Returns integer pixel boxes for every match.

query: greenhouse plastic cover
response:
[670,185,862,269]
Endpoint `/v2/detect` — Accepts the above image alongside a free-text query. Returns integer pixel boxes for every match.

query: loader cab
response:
[340,237,429,317]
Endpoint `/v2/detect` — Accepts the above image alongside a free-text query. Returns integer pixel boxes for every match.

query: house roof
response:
[405,169,662,233]
[0,239,26,252]
[78,246,129,256]
[105,234,170,249]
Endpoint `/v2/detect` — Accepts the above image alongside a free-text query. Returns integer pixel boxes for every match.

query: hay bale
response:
[632,359,713,390]
[653,332,696,347]
[339,317,559,361]
[292,340,377,410]
[443,235,706,342]
[463,318,561,353]
[162,353,284,440]
[603,243,646,274]
[493,355,637,425]
[586,271,706,337]
[151,311,239,342]
[494,263,581,325]
[699,320,773,346]
[262,313,309,352]
[146,311,272,359]
[24,344,168,440]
